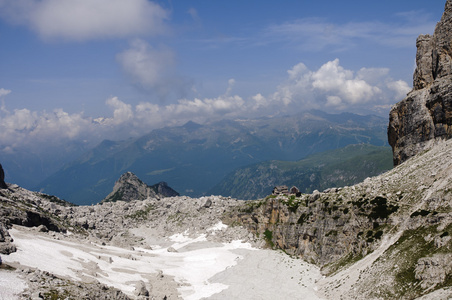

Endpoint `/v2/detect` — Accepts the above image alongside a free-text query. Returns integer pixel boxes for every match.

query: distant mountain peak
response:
[101,172,178,203]
[182,120,203,132]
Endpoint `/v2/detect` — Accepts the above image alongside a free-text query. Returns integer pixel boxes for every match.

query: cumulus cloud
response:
[387,80,411,100]
[0,107,93,149]
[0,0,169,40]
[0,88,11,97]
[117,39,190,99]
[105,97,133,125]
[269,59,410,115]
[0,88,12,112]
[311,59,381,104]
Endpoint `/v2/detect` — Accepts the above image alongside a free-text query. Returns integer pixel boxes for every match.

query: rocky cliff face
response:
[388,0,452,165]
[224,138,452,298]
[101,172,178,203]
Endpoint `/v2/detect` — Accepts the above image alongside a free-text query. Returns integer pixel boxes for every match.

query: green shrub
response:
[263,229,274,248]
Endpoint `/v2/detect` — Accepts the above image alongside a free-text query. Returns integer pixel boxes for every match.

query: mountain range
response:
[210,144,392,199]
[36,110,389,205]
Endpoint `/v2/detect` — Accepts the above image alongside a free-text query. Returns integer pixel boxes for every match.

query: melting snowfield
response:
[3,224,323,299]
[0,269,27,299]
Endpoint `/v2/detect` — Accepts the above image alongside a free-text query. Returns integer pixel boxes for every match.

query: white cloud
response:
[326,95,342,107]
[0,0,169,40]
[271,59,409,114]
[0,107,94,149]
[166,95,245,119]
[251,93,267,110]
[1,108,37,133]
[117,39,190,98]
[387,80,411,101]
[0,88,11,97]
[0,88,12,112]
[105,97,134,125]
[117,40,175,86]
[311,59,381,104]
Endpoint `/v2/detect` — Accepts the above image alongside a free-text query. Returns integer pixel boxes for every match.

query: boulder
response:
[0,223,16,254]
[134,280,149,297]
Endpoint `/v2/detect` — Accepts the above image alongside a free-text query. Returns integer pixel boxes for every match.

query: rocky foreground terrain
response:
[0,137,451,300]
[1,180,327,299]
[226,138,452,299]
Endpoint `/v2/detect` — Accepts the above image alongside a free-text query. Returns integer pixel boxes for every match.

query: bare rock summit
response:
[102,172,178,203]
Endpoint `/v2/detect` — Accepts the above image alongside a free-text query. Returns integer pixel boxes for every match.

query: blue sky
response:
[0,0,446,152]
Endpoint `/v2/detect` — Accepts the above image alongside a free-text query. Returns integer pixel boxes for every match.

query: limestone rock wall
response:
[388,0,452,165]
[224,189,397,268]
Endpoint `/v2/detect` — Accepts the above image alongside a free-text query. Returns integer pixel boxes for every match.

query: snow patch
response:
[207,222,228,232]
[3,227,257,299]
[0,270,27,299]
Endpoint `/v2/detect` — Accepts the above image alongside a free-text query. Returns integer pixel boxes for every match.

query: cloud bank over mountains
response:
[0,58,410,152]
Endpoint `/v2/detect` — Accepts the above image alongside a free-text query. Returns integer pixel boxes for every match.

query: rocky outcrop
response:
[415,253,452,289]
[0,223,16,254]
[388,0,452,165]
[0,164,8,189]
[101,172,178,203]
[152,181,179,198]
[18,268,130,300]
[224,189,399,267]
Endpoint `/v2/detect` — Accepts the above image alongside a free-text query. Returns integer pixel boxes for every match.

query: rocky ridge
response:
[102,172,179,203]
[388,0,452,165]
